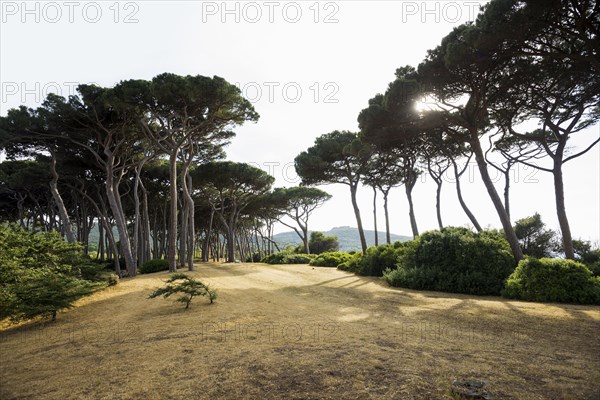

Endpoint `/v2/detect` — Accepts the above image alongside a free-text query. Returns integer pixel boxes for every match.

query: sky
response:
[1,0,599,243]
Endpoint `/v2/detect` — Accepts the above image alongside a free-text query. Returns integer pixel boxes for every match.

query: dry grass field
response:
[1,262,599,399]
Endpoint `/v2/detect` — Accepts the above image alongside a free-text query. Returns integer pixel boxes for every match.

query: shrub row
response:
[339,243,406,276]
[309,252,353,268]
[365,227,600,304]
[260,252,316,264]
[139,259,170,274]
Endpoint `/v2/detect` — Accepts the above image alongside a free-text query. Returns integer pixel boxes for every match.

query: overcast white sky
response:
[1,1,599,243]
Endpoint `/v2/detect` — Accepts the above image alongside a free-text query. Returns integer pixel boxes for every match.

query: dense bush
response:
[338,252,362,272]
[384,227,515,296]
[309,251,352,268]
[0,225,106,322]
[587,261,600,277]
[261,252,315,264]
[140,259,170,274]
[502,257,600,304]
[577,244,600,277]
[340,243,406,276]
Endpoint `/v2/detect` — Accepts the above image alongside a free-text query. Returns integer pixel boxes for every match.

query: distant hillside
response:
[273,226,412,252]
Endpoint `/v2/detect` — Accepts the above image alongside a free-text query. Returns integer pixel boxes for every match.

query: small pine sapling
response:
[148,273,217,309]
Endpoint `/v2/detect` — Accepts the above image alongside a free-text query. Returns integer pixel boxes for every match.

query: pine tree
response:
[2,269,100,322]
[148,273,216,309]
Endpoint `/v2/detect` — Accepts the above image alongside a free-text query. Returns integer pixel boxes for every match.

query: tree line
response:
[295,0,599,263]
[0,74,332,277]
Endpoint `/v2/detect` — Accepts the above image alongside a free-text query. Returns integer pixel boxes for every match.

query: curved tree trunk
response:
[350,183,368,253]
[553,157,574,259]
[49,151,76,243]
[452,159,482,232]
[105,160,136,277]
[405,181,419,238]
[83,187,121,277]
[470,134,523,263]
[216,204,238,263]
[302,225,309,254]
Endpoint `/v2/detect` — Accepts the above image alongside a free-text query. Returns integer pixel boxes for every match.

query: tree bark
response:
[302,225,309,254]
[226,227,236,262]
[383,190,391,244]
[168,152,178,271]
[435,180,443,229]
[372,185,379,246]
[405,181,419,238]
[553,157,575,259]
[98,219,105,261]
[140,179,152,266]
[182,169,195,270]
[48,151,76,244]
[350,183,368,253]
[133,165,143,268]
[202,209,215,262]
[452,158,482,232]
[503,169,511,220]
[470,133,523,263]
[105,161,136,277]
[179,197,187,269]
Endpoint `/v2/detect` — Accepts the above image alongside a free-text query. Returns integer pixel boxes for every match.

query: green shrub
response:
[502,257,600,304]
[261,252,315,264]
[587,261,600,277]
[140,259,170,274]
[338,241,411,276]
[362,244,401,276]
[579,247,600,277]
[0,268,102,322]
[0,225,106,322]
[0,225,87,276]
[338,252,362,271]
[383,227,514,296]
[309,251,352,268]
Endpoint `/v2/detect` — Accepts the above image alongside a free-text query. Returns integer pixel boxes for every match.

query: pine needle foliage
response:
[148,273,217,309]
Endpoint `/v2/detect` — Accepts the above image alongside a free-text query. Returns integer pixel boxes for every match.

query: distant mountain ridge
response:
[273,226,412,252]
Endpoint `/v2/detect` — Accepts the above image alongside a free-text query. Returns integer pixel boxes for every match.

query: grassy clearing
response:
[1,263,599,399]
